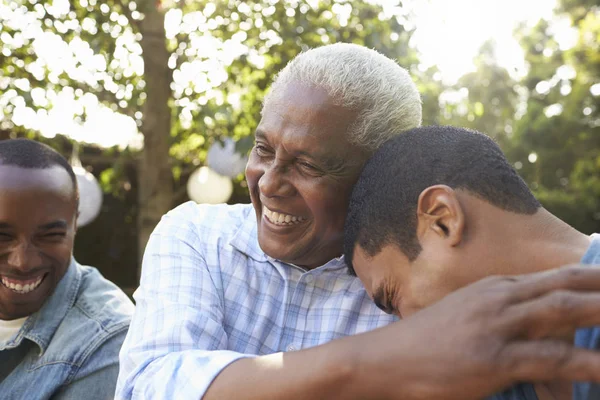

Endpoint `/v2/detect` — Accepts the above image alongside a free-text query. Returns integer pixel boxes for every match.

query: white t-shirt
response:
[0,317,27,342]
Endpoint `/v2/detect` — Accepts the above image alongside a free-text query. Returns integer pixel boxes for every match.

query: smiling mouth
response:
[263,206,307,226]
[0,274,46,295]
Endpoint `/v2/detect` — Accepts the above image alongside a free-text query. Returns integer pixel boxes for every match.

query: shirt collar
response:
[228,206,349,273]
[581,233,600,264]
[1,258,81,355]
[229,207,268,263]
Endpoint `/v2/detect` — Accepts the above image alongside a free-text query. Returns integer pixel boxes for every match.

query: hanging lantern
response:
[73,166,103,227]
[187,166,233,204]
[70,142,103,227]
[206,138,248,178]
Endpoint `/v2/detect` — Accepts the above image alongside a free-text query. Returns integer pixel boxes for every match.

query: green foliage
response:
[504,3,600,234]
[2,0,423,194]
[0,0,598,285]
[439,40,519,147]
[430,1,599,234]
[169,0,420,165]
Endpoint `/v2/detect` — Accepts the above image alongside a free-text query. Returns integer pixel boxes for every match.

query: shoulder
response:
[73,264,134,331]
[152,202,255,247]
[54,264,133,362]
[34,264,132,378]
[575,235,600,357]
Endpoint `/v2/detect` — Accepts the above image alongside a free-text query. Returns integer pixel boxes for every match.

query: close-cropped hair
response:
[344,125,541,275]
[0,138,78,199]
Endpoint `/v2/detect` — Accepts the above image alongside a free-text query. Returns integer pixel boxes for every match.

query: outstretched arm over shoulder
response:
[116,204,600,400]
[208,266,600,400]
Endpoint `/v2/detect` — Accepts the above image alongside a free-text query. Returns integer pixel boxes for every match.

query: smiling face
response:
[245,82,369,269]
[0,165,77,320]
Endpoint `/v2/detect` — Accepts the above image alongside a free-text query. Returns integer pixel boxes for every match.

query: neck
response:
[493,208,591,276]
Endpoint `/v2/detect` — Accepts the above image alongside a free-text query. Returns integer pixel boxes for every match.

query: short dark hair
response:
[0,139,78,199]
[344,126,541,275]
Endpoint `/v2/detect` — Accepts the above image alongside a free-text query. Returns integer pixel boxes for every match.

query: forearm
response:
[204,332,380,400]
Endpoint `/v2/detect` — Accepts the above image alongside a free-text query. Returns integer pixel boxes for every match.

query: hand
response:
[362,265,600,400]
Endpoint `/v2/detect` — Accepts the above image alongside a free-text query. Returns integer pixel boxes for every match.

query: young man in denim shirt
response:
[345,126,599,400]
[0,139,134,399]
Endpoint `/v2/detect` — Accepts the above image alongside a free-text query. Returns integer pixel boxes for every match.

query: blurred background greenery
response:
[0,0,598,290]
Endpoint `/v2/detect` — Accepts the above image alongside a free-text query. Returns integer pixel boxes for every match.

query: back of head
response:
[0,139,78,196]
[264,43,422,152]
[344,125,541,273]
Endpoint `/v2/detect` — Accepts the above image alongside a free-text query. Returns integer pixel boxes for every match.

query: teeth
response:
[263,206,306,226]
[1,276,44,294]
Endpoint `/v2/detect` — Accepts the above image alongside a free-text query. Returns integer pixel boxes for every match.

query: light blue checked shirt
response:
[116,202,398,399]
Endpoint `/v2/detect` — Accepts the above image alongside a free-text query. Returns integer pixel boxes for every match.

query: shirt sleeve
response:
[115,205,254,400]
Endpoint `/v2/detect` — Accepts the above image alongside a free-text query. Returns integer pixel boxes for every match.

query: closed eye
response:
[374,298,394,315]
[254,143,273,157]
[297,160,325,176]
[0,232,13,241]
[40,232,67,241]
[298,161,318,170]
[45,232,66,237]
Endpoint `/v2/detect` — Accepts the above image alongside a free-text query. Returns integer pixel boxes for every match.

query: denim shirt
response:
[0,260,134,400]
[487,234,600,400]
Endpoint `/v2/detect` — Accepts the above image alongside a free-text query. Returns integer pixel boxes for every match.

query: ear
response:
[416,185,465,247]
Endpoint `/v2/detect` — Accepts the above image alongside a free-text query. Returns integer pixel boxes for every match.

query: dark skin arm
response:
[206,265,600,400]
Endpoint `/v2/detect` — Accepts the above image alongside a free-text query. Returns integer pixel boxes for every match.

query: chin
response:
[257,233,293,261]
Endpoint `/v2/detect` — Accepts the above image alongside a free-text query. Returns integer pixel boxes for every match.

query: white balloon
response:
[187,166,233,204]
[206,138,248,178]
[73,166,103,227]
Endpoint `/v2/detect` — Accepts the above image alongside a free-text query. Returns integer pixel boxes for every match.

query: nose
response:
[7,242,42,272]
[258,161,296,198]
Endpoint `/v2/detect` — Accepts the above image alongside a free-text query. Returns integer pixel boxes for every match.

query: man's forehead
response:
[263,83,352,126]
[0,165,73,195]
[271,81,333,108]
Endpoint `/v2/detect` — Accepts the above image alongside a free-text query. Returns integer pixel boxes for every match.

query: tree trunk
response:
[137,0,173,277]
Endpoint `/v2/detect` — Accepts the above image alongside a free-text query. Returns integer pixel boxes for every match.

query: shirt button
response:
[287,344,297,352]
[304,275,314,284]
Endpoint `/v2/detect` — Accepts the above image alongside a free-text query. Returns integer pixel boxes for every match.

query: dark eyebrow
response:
[0,222,12,229]
[39,221,68,230]
[255,130,268,140]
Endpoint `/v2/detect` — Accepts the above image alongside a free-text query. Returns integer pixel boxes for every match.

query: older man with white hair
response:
[117,43,600,400]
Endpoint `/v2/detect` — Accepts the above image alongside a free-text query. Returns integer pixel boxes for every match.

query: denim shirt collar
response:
[0,258,81,355]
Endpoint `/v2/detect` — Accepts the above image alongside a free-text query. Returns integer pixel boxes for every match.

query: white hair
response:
[263,43,422,152]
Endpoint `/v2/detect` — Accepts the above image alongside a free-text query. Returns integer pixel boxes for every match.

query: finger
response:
[500,339,600,383]
[506,291,600,338]
[507,265,600,303]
